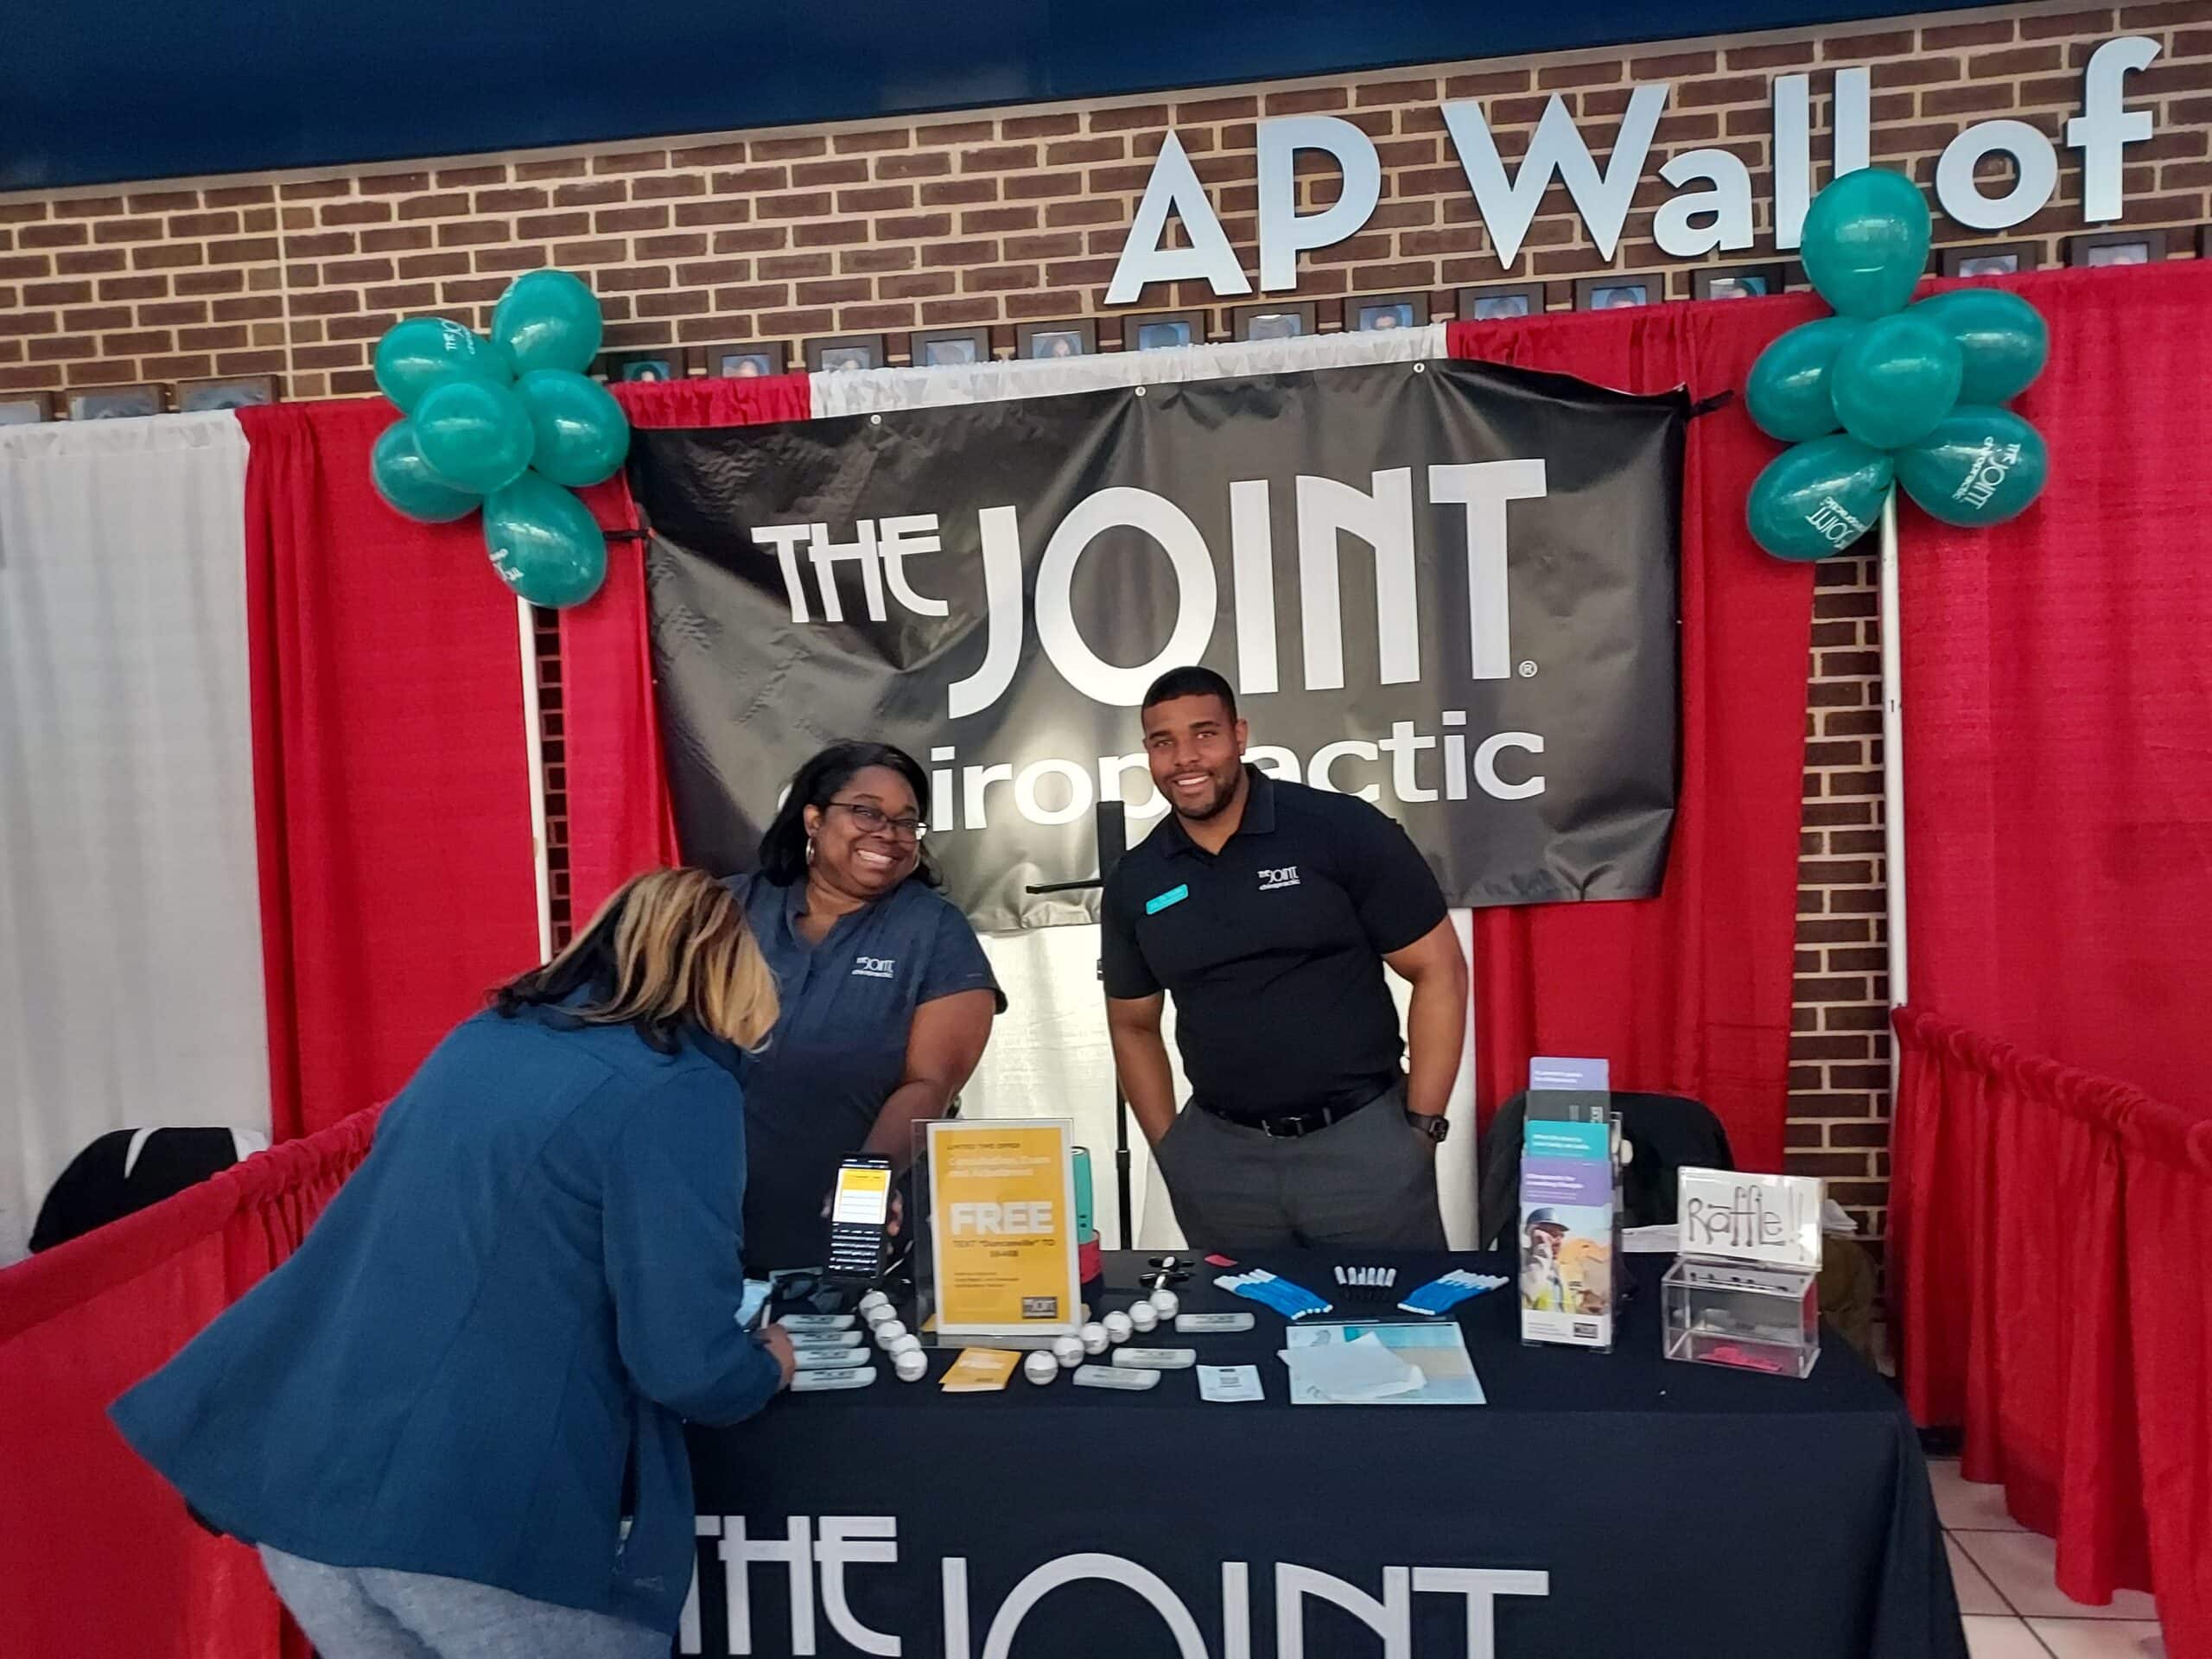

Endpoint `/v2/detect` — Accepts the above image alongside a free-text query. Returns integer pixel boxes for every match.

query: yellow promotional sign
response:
[925,1119,1080,1336]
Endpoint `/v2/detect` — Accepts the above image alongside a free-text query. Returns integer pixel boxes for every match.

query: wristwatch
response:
[1405,1109,1450,1143]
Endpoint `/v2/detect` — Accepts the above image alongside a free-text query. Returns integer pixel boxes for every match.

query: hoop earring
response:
[804,836,817,865]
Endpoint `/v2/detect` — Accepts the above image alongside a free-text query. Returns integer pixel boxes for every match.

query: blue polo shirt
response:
[728,873,1002,1269]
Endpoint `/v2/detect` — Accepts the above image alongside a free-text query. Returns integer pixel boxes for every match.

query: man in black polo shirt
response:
[1102,666,1469,1249]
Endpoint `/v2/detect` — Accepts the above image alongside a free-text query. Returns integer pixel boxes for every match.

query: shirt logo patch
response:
[851,956,897,980]
[1257,866,1301,892]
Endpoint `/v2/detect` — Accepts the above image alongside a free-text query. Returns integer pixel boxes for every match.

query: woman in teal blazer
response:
[111,869,794,1658]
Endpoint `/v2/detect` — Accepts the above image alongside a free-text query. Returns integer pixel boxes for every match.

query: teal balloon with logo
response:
[1828,312,1963,450]
[372,317,509,413]
[413,378,536,494]
[1911,288,2050,404]
[1745,315,1865,442]
[1746,435,1893,561]
[1896,406,2049,528]
[369,418,481,524]
[1799,168,1931,319]
[491,270,605,377]
[515,369,630,487]
[484,472,608,608]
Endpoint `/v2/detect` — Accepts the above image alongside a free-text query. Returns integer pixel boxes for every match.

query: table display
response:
[683,1251,1967,1659]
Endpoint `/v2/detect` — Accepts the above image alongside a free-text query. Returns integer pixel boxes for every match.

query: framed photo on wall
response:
[1349,293,1425,333]
[911,327,991,368]
[1574,276,1657,312]
[1123,311,1207,353]
[806,335,887,374]
[1017,320,1096,359]
[67,385,164,420]
[0,391,55,426]
[176,375,278,412]
[603,349,690,383]
[1233,302,1315,342]
[707,345,785,379]
[1456,282,1546,322]
[2066,229,2167,268]
[1940,243,2039,277]
[1694,264,1786,302]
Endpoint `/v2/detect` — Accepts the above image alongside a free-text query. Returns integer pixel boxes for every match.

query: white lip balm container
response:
[893,1350,927,1382]
[1023,1350,1060,1385]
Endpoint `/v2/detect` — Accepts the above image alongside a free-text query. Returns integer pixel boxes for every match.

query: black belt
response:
[1205,1090,1382,1139]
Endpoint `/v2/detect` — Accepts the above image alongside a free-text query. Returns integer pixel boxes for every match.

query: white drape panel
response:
[810,324,1448,416]
[0,413,270,1262]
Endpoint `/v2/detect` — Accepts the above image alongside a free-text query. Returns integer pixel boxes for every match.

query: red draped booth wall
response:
[1886,262,2212,1655]
[240,402,543,1139]
[0,1107,383,1659]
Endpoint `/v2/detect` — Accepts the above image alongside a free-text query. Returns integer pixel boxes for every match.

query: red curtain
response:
[1892,1010,2212,1650]
[240,403,542,1138]
[0,1106,383,1659]
[1899,262,2212,1105]
[1450,306,1819,1171]
[560,373,812,921]
[1885,260,2212,1658]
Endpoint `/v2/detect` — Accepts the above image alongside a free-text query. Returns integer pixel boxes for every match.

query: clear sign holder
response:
[910,1116,1082,1351]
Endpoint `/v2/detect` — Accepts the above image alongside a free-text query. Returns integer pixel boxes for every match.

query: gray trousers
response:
[1153,1081,1448,1251]
[259,1546,666,1659]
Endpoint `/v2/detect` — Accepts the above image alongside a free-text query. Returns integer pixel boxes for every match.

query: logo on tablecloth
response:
[683,1516,1553,1656]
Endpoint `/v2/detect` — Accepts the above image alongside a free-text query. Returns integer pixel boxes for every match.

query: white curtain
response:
[0,414,270,1262]
[810,324,1448,416]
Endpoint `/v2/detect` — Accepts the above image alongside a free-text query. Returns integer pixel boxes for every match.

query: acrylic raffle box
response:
[1661,1258,1821,1379]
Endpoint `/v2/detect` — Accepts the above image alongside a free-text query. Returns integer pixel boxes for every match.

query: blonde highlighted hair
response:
[493,868,779,1053]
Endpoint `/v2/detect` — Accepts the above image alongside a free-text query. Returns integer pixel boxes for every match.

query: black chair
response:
[29,1127,267,1253]
[1476,1090,1734,1249]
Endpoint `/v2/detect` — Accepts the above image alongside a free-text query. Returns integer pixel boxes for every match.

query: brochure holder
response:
[1662,1167,1825,1379]
[1517,1058,1618,1351]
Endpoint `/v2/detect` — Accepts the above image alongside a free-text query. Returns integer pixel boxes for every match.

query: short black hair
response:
[757,740,940,888]
[1139,665,1236,721]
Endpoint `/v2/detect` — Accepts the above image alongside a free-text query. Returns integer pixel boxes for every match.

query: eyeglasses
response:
[825,800,927,841]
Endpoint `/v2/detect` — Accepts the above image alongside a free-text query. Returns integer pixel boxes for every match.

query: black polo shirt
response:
[1102,766,1448,1124]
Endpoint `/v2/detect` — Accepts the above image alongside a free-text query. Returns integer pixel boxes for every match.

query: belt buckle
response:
[1264,1112,1318,1139]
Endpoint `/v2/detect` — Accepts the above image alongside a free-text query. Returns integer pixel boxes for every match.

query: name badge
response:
[1146,884,1190,915]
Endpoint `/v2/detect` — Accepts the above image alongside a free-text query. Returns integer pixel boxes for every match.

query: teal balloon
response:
[372,317,508,413]
[1745,316,1865,442]
[491,270,604,377]
[1746,435,1893,561]
[515,369,630,487]
[1828,312,1963,450]
[1911,288,2049,404]
[1896,406,2049,528]
[483,473,608,608]
[1799,168,1931,319]
[413,378,536,494]
[369,419,481,524]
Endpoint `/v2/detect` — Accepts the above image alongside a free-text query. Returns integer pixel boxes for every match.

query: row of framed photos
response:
[0,373,278,428]
[7,229,2190,419]
[609,229,2194,380]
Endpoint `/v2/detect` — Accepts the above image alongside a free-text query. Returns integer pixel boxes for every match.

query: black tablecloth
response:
[683,1252,1966,1659]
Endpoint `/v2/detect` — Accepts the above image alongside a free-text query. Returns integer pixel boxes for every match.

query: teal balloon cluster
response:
[1744,169,2050,561]
[366,271,629,608]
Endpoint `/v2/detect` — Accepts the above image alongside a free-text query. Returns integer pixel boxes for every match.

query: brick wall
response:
[8,0,2209,1244]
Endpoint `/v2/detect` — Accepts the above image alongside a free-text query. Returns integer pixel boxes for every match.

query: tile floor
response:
[1932,1459,2166,1658]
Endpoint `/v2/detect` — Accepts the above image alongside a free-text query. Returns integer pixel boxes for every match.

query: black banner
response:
[636,359,1684,931]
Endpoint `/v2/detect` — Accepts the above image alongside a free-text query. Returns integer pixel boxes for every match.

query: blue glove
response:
[1397,1269,1508,1317]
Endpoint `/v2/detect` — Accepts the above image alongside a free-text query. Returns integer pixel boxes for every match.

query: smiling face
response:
[1141,693,1249,823]
[803,764,922,900]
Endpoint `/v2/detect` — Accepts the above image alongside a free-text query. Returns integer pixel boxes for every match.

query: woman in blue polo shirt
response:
[730,741,1003,1269]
